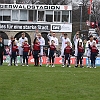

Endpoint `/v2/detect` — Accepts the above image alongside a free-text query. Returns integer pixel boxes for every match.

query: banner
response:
[86,57,100,66]
[3,56,88,65]
[0,4,72,10]
[0,23,50,31]
[51,23,72,32]
[4,56,100,66]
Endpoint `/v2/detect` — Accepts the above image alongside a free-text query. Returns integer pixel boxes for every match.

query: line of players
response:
[7,32,45,67]
[46,31,99,68]
[6,31,99,68]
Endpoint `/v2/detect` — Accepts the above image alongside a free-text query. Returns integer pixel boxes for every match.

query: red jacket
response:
[91,46,98,53]
[78,46,84,53]
[23,43,30,52]
[96,39,98,44]
[50,45,56,51]
[12,45,18,52]
[33,43,40,51]
[64,46,72,54]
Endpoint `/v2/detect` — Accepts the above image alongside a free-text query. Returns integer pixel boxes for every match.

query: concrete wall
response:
[3,31,72,49]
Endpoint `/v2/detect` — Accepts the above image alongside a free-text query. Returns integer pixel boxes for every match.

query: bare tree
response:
[91,0,100,21]
[72,0,89,22]
[73,0,100,22]
[0,0,11,3]
[0,0,72,5]
[30,0,71,4]
[0,0,24,3]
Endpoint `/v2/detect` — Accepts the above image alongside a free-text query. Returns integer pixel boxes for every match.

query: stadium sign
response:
[51,23,72,32]
[0,23,72,32]
[0,23,50,31]
[52,25,61,30]
[0,4,72,10]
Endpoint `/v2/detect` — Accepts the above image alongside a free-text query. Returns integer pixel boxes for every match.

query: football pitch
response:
[0,64,100,100]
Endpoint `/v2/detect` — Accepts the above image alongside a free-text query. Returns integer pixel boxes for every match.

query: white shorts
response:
[61,48,64,57]
[86,49,91,57]
[19,46,23,55]
[48,48,50,56]
[40,46,43,56]
[74,49,78,57]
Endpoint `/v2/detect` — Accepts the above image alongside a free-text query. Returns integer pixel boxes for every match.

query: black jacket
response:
[0,42,4,54]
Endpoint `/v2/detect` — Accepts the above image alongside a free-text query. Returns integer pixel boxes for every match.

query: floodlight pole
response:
[79,2,83,31]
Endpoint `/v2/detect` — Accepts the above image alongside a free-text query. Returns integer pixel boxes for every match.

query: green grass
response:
[0,64,100,100]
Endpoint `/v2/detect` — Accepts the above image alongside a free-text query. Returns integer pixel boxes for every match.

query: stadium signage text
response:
[51,24,72,32]
[0,23,50,31]
[0,4,61,10]
[52,25,61,30]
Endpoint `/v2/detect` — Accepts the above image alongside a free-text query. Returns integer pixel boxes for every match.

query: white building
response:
[0,4,72,45]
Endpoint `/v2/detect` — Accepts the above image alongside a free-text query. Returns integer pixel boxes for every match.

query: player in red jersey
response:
[89,42,99,68]
[48,40,56,67]
[22,40,30,66]
[11,41,19,66]
[75,42,84,68]
[33,38,40,66]
[64,41,72,67]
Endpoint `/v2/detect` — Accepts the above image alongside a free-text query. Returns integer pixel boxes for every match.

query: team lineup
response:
[0,31,99,68]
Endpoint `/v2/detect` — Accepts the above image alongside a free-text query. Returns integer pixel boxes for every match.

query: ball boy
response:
[11,41,19,66]
[64,41,72,67]
[49,40,56,67]
[75,42,84,68]
[22,40,30,66]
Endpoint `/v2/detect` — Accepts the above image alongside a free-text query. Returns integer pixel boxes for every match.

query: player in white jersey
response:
[46,32,58,67]
[8,36,18,66]
[47,32,58,46]
[86,35,97,68]
[60,33,72,67]
[36,33,45,66]
[73,32,83,67]
[19,33,28,65]
[8,36,14,66]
